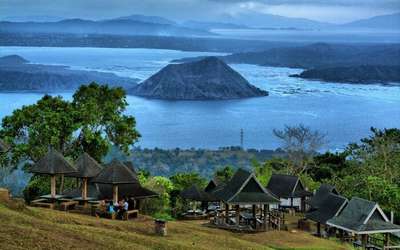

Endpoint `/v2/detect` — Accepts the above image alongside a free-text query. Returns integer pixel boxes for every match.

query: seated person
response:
[95,200,107,218]
[108,200,116,214]
[117,198,129,219]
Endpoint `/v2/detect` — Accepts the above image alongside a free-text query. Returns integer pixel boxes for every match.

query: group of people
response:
[95,197,136,219]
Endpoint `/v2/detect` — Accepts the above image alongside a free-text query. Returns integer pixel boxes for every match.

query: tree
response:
[214,165,234,183]
[170,172,206,191]
[251,159,272,186]
[0,82,140,166]
[0,83,140,197]
[273,124,326,174]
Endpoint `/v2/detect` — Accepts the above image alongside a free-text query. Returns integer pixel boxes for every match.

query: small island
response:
[290,65,400,84]
[129,57,268,100]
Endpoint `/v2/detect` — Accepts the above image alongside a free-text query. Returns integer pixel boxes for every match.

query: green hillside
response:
[0,200,352,250]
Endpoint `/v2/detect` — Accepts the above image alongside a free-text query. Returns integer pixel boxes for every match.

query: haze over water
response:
[0,46,399,151]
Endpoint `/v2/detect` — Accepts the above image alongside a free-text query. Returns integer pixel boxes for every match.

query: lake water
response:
[0,46,399,151]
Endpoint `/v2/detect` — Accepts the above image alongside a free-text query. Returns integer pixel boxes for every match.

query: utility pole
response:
[240,128,244,149]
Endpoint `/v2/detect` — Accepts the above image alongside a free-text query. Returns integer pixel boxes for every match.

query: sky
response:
[0,0,399,24]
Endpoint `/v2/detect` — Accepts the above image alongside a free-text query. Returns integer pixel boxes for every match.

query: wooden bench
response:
[123,209,139,220]
[31,199,55,209]
[60,200,78,211]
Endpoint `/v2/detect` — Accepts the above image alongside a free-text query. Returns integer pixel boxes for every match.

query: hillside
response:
[342,12,400,30]
[0,55,138,91]
[175,43,400,69]
[0,18,212,37]
[291,65,400,84]
[130,57,268,100]
[0,201,351,250]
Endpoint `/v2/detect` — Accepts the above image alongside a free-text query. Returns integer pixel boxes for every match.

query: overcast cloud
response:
[0,0,399,23]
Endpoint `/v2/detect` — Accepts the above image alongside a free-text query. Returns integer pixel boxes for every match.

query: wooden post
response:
[263,204,268,231]
[384,233,390,247]
[225,203,229,223]
[50,175,56,198]
[82,177,88,200]
[361,234,367,249]
[112,185,118,204]
[317,222,321,237]
[236,205,240,225]
[59,174,65,194]
[252,204,256,229]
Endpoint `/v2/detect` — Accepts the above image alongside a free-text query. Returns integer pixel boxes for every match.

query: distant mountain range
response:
[0,55,138,91]
[1,12,398,38]
[112,14,177,25]
[130,57,268,100]
[0,18,213,37]
[342,12,400,30]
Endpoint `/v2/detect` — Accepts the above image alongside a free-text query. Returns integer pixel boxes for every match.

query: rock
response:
[130,57,268,100]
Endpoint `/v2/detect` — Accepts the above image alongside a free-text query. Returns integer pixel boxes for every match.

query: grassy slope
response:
[0,201,352,250]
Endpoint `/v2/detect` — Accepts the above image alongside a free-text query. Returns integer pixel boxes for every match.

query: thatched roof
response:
[307,184,339,208]
[266,174,312,199]
[123,161,138,174]
[92,159,139,184]
[97,183,158,200]
[30,148,77,175]
[0,139,10,153]
[212,168,279,204]
[306,193,347,224]
[63,182,158,200]
[65,152,102,178]
[327,197,400,234]
[204,178,219,193]
[181,185,217,202]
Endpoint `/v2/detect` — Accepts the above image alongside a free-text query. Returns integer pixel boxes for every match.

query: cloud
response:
[0,0,398,23]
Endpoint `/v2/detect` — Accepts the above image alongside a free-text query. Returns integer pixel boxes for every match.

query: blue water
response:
[0,46,399,151]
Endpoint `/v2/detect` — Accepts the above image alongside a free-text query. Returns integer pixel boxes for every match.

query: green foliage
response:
[152,211,175,221]
[299,173,320,192]
[334,127,400,213]
[252,159,272,186]
[0,82,140,166]
[141,176,174,215]
[128,147,285,177]
[214,165,234,183]
[170,172,206,191]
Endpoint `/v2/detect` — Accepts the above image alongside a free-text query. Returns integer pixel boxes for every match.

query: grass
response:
[0,200,353,250]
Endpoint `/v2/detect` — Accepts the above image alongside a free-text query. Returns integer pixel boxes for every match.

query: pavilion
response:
[305,189,348,236]
[211,168,280,232]
[266,174,312,212]
[327,197,400,249]
[307,184,339,209]
[30,148,77,207]
[92,159,140,203]
[65,152,102,206]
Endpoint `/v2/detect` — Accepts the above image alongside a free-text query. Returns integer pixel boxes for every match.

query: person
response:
[117,198,129,219]
[95,200,107,218]
[108,200,116,214]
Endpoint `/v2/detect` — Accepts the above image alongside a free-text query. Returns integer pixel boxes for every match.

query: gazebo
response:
[266,174,312,212]
[30,148,77,199]
[327,197,400,249]
[181,184,217,202]
[307,184,339,209]
[92,159,140,203]
[305,191,348,236]
[212,168,280,231]
[65,152,102,204]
